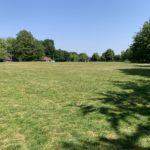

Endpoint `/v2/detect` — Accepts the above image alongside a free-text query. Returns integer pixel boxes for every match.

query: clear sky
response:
[0,0,150,55]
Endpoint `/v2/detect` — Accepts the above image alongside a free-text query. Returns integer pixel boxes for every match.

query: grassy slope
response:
[0,62,150,150]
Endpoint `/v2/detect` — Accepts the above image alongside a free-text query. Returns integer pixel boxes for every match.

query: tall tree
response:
[91,53,100,61]
[70,52,79,62]
[130,20,150,62]
[102,49,115,61]
[14,30,44,61]
[79,53,89,62]
[121,48,133,61]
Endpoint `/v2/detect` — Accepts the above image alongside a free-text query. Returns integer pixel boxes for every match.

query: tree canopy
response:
[79,53,89,62]
[0,38,7,61]
[1,19,150,63]
[129,20,150,63]
[91,53,100,61]
[102,49,115,61]
[13,30,44,61]
[0,30,90,62]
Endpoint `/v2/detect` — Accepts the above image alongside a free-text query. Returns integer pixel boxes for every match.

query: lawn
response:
[0,62,150,150]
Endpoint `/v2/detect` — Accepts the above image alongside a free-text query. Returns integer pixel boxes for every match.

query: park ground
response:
[0,62,150,150]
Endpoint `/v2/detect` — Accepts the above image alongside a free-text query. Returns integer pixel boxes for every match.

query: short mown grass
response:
[0,62,150,150]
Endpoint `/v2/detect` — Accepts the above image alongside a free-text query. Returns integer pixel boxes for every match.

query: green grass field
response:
[0,62,150,150]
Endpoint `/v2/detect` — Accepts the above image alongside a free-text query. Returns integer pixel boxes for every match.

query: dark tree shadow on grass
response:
[62,67,150,150]
[134,65,150,68]
[120,68,150,78]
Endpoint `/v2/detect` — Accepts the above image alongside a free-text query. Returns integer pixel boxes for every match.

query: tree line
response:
[92,20,150,63]
[0,20,150,63]
[0,30,121,62]
[120,20,150,63]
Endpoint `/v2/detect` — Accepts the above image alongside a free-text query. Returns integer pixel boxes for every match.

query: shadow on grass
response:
[62,67,150,150]
[120,68,150,78]
[135,65,150,68]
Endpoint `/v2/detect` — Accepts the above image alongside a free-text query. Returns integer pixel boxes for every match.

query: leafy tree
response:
[114,55,121,62]
[0,29,94,62]
[42,39,55,59]
[6,37,16,60]
[100,55,106,61]
[0,38,7,61]
[34,40,45,60]
[91,53,100,61]
[14,30,44,61]
[121,48,133,61]
[70,52,79,62]
[64,51,71,61]
[130,20,150,62]
[102,49,115,61]
[121,51,127,61]
[79,53,89,62]
[54,49,65,61]
[14,30,35,61]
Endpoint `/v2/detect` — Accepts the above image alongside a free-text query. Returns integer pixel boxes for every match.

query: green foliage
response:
[130,20,150,62]
[70,52,79,62]
[13,30,44,61]
[63,51,71,61]
[14,30,35,61]
[54,49,66,61]
[91,53,100,61]
[79,53,89,62]
[102,49,115,61]
[2,18,150,63]
[34,40,45,60]
[42,39,55,58]
[121,51,127,61]
[0,38,7,61]
[100,55,106,61]
[114,54,121,61]
[6,37,16,53]
[6,37,16,60]
[0,30,90,62]
[121,48,133,61]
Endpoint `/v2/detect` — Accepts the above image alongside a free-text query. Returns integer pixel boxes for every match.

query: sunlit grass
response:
[0,62,150,150]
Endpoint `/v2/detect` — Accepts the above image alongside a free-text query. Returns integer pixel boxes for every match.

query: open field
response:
[0,62,150,150]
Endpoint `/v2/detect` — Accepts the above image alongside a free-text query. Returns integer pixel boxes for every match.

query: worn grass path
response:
[0,62,150,150]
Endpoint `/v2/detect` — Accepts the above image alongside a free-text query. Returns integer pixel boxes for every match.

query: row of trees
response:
[92,19,150,63]
[1,19,150,63]
[0,30,121,62]
[0,30,89,62]
[0,31,46,62]
[0,30,89,61]
[91,49,121,62]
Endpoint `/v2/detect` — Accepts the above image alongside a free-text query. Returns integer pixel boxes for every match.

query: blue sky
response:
[0,0,150,55]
